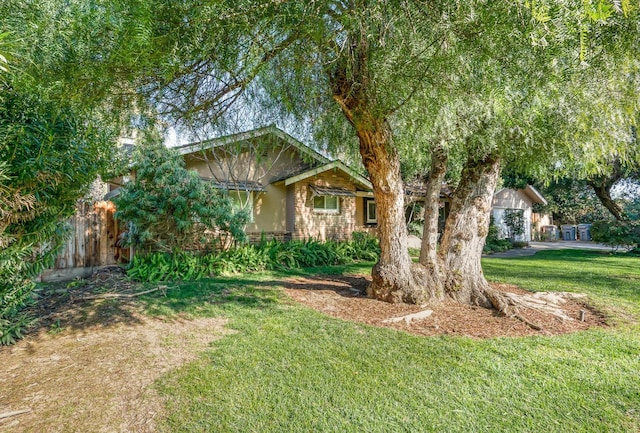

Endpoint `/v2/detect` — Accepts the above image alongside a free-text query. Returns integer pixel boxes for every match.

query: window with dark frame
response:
[366,199,377,223]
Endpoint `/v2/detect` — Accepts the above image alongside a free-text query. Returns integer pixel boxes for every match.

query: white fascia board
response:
[525,185,548,205]
[284,161,373,191]
[175,125,331,166]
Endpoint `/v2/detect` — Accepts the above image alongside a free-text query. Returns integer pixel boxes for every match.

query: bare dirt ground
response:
[0,269,607,432]
[284,275,608,338]
[0,269,230,433]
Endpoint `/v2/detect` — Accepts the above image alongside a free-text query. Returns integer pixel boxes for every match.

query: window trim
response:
[366,199,377,223]
[313,195,340,214]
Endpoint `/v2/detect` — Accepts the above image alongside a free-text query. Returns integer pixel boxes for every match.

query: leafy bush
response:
[0,87,114,345]
[503,208,525,240]
[591,220,640,251]
[407,220,424,238]
[114,133,249,253]
[483,223,512,254]
[127,233,380,282]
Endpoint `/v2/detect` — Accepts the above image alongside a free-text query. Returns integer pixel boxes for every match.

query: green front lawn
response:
[140,250,640,433]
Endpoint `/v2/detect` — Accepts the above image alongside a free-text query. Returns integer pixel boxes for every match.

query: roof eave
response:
[283,161,372,190]
[176,125,331,166]
[524,185,548,205]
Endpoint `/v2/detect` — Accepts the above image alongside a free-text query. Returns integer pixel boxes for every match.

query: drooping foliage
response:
[113,133,249,253]
[0,86,115,344]
[102,0,640,307]
[591,220,640,251]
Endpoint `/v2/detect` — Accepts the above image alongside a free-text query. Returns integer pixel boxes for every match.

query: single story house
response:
[41,126,551,281]
[176,125,549,243]
[177,125,375,242]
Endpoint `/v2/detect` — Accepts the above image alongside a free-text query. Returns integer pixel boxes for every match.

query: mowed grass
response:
[483,249,640,318]
[140,250,640,433]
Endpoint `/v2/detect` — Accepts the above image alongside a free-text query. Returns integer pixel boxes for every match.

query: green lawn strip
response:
[482,250,640,317]
[138,250,640,433]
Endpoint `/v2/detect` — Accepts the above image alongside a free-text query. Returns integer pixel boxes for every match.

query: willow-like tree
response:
[113,0,638,313]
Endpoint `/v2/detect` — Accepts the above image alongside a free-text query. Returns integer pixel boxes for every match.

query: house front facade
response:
[178,125,375,242]
[178,126,550,243]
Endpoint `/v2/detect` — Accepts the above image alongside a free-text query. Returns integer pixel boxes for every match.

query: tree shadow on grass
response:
[282,274,371,298]
[137,277,285,318]
[27,288,144,335]
[28,267,374,335]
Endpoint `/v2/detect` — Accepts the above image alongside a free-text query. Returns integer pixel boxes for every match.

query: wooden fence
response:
[40,201,128,281]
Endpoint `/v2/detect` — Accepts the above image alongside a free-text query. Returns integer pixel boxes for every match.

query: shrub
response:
[126,233,380,282]
[114,132,249,253]
[483,223,512,254]
[0,86,114,345]
[503,208,525,241]
[591,220,640,251]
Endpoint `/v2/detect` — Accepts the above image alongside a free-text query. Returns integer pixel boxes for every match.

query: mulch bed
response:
[283,275,608,338]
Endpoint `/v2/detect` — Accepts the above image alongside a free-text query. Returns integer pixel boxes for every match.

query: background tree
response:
[0,1,136,344]
[4,0,634,320]
[0,86,115,344]
[103,0,639,314]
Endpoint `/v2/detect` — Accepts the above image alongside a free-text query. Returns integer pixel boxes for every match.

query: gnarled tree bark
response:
[439,152,502,308]
[587,158,628,221]
[418,144,448,299]
[328,30,439,304]
[357,124,428,303]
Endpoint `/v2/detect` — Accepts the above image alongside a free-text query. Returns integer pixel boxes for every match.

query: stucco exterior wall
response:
[492,188,533,210]
[249,183,287,234]
[183,142,318,240]
[355,197,365,226]
[183,144,314,185]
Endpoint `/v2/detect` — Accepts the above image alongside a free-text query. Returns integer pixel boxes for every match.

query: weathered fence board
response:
[42,201,126,281]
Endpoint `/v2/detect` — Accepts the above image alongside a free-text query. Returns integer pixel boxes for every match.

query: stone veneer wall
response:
[292,171,358,241]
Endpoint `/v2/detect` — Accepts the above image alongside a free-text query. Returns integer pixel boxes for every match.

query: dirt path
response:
[0,308,228,432]
[0,267,610,431]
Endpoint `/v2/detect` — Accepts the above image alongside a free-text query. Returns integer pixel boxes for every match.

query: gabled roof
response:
[522,185,547,205]
[177,125,372,191]
[494,185,547,205]
[283,161,373,191]
[404,181,452,199]
[175,124,331,165]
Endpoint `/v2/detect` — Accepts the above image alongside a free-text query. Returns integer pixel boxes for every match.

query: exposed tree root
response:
[368,263,444,305]
[513,314,545,331]
[0,409,32,420]
[382,309,433,324]
[482,286,580,332]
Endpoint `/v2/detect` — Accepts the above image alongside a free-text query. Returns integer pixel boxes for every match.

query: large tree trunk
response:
[418,144,447,299]
[355,121,433,304]
[439,153,501,308]
[328,30,439,304]
[587,158,628,221]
